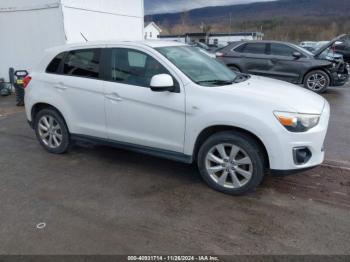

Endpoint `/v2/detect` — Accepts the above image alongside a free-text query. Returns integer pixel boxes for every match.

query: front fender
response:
[184,110,284,168]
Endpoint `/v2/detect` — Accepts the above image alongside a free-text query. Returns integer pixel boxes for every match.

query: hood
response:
[313,34,347,57]
[224,75,326,114]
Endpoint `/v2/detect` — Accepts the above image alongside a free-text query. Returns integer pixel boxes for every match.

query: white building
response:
[159,32,264,46]
[0,0,144,81]
[144,22,162,40]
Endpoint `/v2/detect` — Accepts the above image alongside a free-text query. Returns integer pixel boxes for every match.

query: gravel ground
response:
[0,85,349,255]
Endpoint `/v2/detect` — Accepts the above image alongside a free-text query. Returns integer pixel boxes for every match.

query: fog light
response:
[293,147,312,165]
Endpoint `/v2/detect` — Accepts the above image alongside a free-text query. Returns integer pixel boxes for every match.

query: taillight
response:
[23,76,32,88]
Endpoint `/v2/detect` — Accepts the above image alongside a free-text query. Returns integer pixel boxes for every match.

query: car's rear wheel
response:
[304,70,330,93]
[34,108,70,154]
[197,131,265,195]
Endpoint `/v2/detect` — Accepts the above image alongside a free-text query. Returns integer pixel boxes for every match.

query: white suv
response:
[24,41,330,195]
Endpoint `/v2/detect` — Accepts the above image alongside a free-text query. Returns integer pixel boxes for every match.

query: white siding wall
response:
[0,0,144,80]
[62,0,144,43]
[0,1,65,81]
[0,0,60,10]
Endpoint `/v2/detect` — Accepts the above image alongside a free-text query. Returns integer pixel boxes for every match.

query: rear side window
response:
[270,43,296,57]
[46,52,66,74]
[241,43,266,54]
[63,49,101,79]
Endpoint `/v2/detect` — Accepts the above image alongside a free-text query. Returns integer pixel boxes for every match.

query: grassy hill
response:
[146,0,350,41]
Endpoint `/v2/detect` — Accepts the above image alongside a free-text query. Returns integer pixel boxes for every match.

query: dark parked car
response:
[216,37,349,93]
[334,42,350,63]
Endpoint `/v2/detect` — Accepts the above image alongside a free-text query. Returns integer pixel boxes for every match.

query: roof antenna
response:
[81,32,88,42]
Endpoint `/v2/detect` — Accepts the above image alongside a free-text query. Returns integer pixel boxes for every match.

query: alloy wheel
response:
[205,143,253,189]
[306,73,327,91]
[38,115,63,149]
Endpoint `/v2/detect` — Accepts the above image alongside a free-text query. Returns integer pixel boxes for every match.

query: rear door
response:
[234,43,271,76]
[267,43,306,83]
[46,48,107,138]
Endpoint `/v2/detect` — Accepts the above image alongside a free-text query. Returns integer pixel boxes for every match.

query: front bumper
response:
[270,165,318,176]
[267,101,330,171]
[330,64,349,86]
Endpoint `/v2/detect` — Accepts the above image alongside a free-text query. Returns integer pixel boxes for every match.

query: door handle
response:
[54,83,67,90]
[105,93,123,102]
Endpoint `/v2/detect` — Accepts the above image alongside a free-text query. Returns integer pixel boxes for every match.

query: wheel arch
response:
[227,64,242,72]
[302,67,332,85]
[193,125,270,169]
[31,103,69,131]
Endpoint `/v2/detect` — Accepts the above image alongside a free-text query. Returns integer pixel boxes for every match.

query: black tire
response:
[34,108,70,154]
[197,131,265,196]
[229,65,241,73]
[303,70,330,93]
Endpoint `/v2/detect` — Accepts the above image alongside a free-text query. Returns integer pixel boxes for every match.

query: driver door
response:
[103,48,186,153]
[267,43,306,83]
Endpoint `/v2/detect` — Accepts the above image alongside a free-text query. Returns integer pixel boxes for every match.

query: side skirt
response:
[70,134,193,164]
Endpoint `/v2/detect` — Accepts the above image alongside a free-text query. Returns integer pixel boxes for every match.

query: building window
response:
[150,32,153,38]
[214,39,218,45]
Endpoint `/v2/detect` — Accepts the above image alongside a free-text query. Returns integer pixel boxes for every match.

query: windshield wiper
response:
[196,79,234,86]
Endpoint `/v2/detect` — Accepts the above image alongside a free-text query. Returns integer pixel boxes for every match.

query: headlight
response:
[274,111,320,132]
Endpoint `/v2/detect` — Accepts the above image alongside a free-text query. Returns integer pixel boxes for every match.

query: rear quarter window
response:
[46,52,66,74]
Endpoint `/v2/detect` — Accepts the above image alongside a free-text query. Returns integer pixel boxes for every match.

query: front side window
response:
[157,46,237,86]
[270,43,297,57]
[63,49,101,79]
[111,48,170,87]
[46,52,66,74]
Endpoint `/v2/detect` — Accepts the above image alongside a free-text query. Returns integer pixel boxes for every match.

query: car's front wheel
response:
[34,108,70,154]
[229,65,241,73]
[304,70,330,93]
[197,131,265,195]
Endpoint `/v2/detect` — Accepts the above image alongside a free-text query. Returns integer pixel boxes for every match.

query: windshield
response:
[156,46,237,86]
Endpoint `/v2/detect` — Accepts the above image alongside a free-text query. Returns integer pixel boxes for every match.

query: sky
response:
[145,0,276,14]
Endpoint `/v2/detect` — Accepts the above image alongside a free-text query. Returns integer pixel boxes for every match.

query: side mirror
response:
[150,74,175,92]
[293,52,302,59]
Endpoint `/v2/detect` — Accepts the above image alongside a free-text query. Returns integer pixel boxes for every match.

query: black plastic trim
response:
[293,147,312,165]
[71,134,193,164]
[27,120,34,129]
[270,165,318,176]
